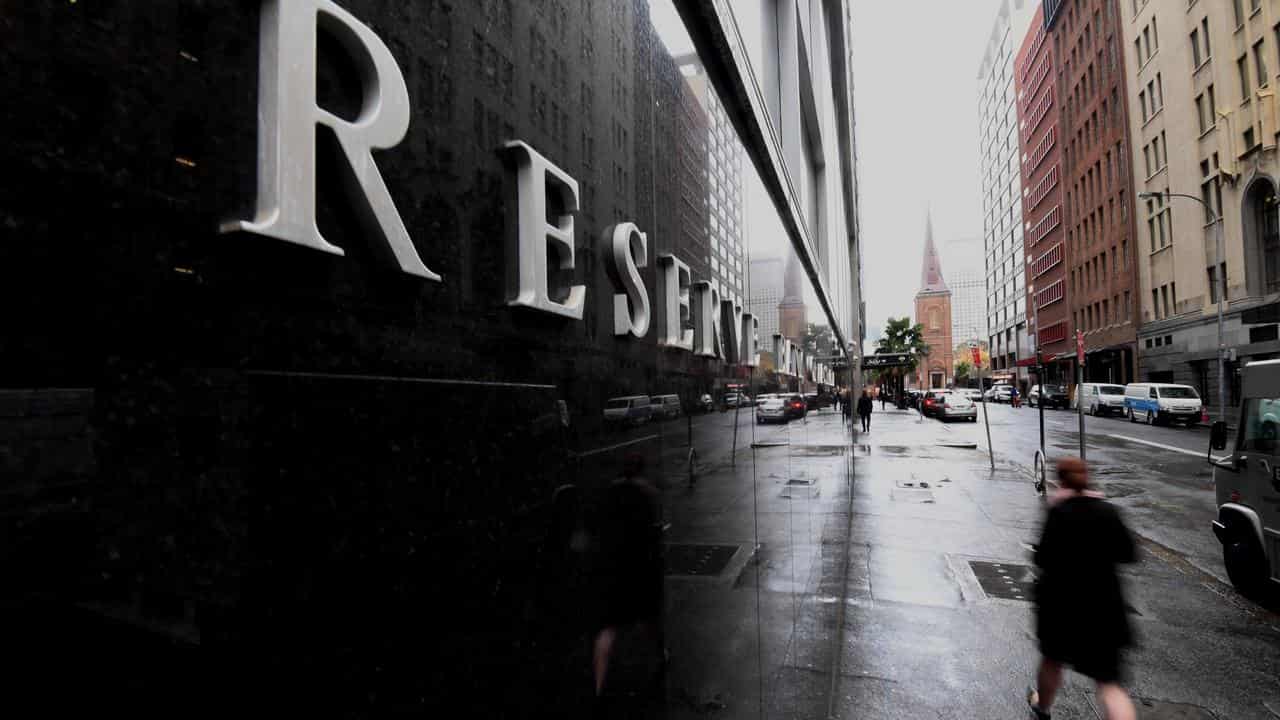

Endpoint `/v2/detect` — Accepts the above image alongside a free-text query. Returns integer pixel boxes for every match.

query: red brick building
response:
[1045,0,1138,386]
[1016,3,1072,384]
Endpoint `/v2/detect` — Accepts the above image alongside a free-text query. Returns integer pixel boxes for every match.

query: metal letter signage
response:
[719,297,743,365]
[605,223,650,338]
[656,254,694,351]
[741,314,759,368]
[501,141,586,319]
[691,281,722,359]
[225,0,439,280]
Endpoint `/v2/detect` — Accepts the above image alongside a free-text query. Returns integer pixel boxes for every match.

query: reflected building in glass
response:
[0,0,863,716]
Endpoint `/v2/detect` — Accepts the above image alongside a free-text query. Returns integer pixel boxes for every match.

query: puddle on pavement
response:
[664,543,740,576]
[789,444,848,457]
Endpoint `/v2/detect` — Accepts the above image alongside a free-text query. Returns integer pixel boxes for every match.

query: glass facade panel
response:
[1,1,860,717]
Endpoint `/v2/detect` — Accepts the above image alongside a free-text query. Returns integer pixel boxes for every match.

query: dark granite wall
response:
[0,1,738,716]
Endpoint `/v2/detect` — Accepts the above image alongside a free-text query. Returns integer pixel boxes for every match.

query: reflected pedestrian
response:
[856,389,873,433]
[1011,385,1021,408]
[593,453,664,704]
[1027,457,1137,720]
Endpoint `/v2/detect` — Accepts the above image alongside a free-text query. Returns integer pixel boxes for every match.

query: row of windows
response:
[1023,86,1055,142]
[1027,127,1057,172]
[1032,241,1064,278]
[1028,166,1060,213]
[1039,320,1069,345]
[1036,278,1065,309]
[1028,205,1063,246]
[1071,241,1126,297]
[1075,293,1128,333]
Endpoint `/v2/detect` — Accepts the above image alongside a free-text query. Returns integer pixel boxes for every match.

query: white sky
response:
[852,0,1004,346]
[649,0,1006,345]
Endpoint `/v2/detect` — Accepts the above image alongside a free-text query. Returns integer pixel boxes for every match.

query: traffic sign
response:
[971,346,982,368]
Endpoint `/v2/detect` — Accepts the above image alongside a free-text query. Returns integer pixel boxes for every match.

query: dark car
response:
[921,390,946,417]
[784,393,807,419]
[1029,384,1068,409]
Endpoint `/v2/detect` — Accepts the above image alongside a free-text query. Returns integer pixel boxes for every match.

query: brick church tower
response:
[913,214,953,389]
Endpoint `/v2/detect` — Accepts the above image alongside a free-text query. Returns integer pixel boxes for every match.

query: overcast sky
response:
[650,0,1006,347]
[851,0,1004,347]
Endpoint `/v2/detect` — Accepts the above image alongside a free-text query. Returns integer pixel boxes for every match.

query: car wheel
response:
[1224,532,1267,596]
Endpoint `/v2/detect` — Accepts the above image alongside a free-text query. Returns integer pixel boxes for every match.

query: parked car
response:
[1028,384,1068,409]
[652,394,682,420]
[906,389,923,408]
[1125,382,1203,425]
[783,393,807,420]
[1208,359,1280,595]
[936,391,978,422]
[604,395,652,427]
[1076,382,1126,416]
[960,388,984,402]
[984,384,1012,403]
[756,396,789,424]
[921,390,946,417]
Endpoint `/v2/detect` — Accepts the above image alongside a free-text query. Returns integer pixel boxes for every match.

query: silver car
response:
[937,391,978,422]
[756,396,789,424]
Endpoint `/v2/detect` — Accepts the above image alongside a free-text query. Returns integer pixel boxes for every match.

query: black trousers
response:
[859,413,870,432]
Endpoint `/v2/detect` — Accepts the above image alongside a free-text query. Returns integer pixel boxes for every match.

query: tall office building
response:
[749,255,785,344]
[1017,2,1072,384]
[947,269,988,345]
[1118,0,1280,414]
[678,55,748,307]
[977,0,1036,389]
[1047,0,1138,386]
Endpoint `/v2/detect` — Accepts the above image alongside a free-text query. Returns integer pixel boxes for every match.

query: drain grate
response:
[664,543,739,576]
[970,561,1036,601]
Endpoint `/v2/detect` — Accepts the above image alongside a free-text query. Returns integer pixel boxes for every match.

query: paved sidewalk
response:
[656,406,1280,719]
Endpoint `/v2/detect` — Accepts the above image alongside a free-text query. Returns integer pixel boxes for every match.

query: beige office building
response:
[1121,0,1280,414]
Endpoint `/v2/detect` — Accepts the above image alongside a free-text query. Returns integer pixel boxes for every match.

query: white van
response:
[652,394,682,420]
[1076,382,1126,416]
[1123,382,1203,426]
[1208,359,1280,594]
[603,395,652,427]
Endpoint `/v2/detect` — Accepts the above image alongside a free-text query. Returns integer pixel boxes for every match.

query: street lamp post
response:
[1140,191,1226,423]
[1029,282,1045,455]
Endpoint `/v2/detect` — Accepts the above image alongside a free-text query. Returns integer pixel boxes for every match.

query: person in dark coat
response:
[856,390,873,432]
[1027,457,1137,720]
[593,453,664,700]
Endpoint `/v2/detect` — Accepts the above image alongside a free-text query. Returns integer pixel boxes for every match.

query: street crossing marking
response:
[1110,434,1229,463]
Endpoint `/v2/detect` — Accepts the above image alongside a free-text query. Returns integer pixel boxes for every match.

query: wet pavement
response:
[654,404,1280,719]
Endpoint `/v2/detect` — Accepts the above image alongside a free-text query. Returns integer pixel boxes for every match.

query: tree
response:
[954,359,972,383]
[877,317,929,373]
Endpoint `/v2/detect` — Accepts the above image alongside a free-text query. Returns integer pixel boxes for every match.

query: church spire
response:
[918,211,949,295]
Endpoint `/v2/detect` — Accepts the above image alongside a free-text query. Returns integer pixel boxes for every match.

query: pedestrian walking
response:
[1027,457,1137,720]
[856,389,873,433]
[1011,385,1020,408]
[880,388,887,411]
[593,453,664,706]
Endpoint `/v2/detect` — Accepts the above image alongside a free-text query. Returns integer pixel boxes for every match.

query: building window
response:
[1255,40,1269,88]
[1239,55,1252,100]
[1192,28,1202,67]
[1235,0,1245,29]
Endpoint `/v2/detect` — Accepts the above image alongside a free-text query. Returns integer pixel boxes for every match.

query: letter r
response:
[224,0,439,281]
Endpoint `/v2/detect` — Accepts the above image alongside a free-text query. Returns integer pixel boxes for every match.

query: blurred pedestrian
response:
[1011,385,1021,408]
[856,389,873,433]
[1027,457,1137,720]
[880,388,888,411]
[593,453,664,704]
